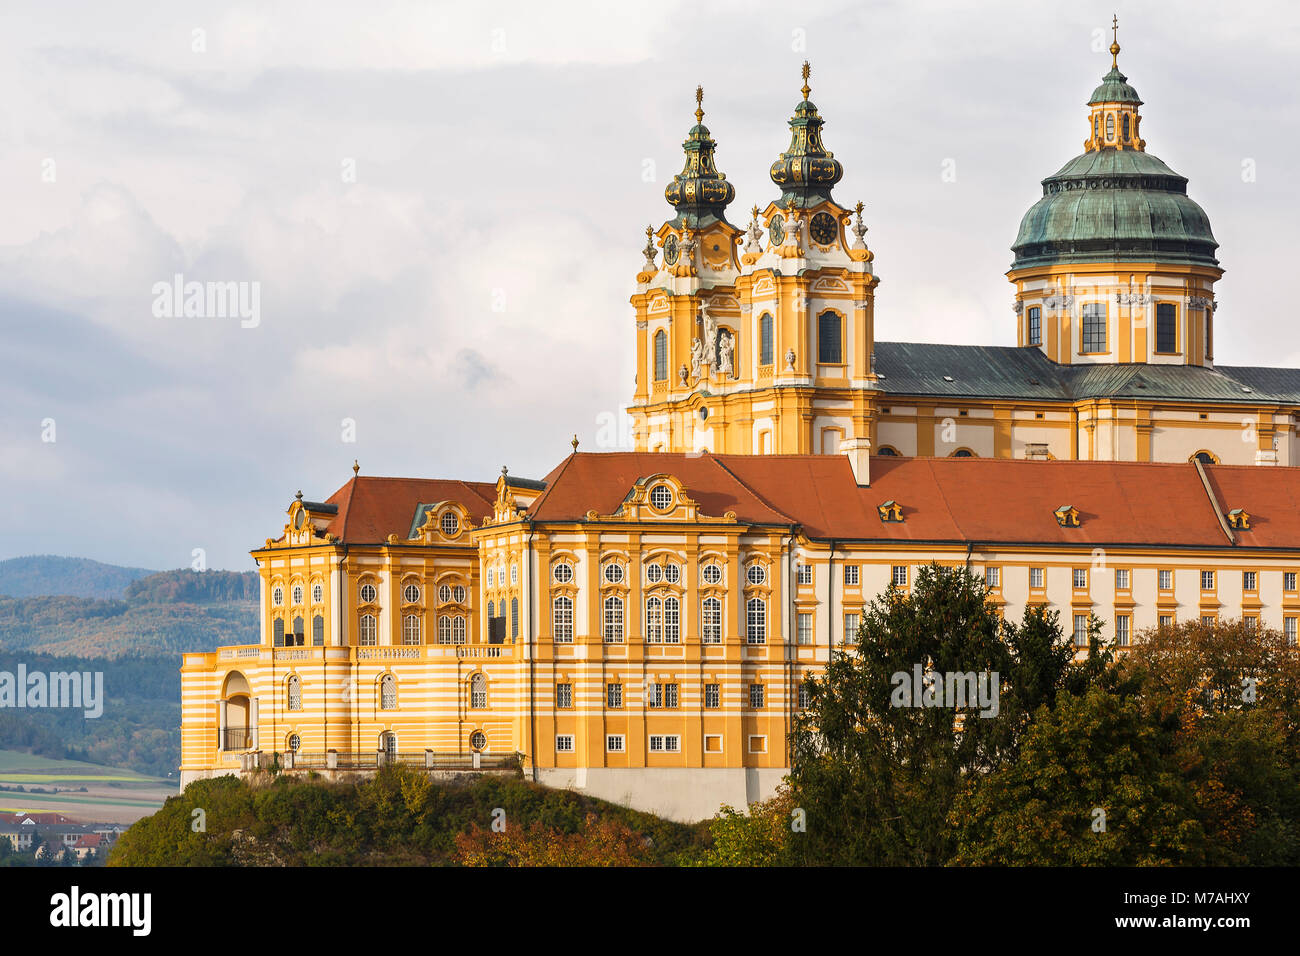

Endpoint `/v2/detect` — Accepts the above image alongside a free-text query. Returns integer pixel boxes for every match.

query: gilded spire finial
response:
[352,459,359,476]
[800,61,811,100]
[695,84,704,124]
[571,434,579,453]
[1110,14,1120,67]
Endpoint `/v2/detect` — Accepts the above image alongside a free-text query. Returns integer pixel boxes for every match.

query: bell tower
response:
[630,65,880,456]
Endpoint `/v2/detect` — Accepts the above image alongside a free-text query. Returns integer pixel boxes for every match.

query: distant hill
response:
[0,567,260,659]
[0,555,156,599]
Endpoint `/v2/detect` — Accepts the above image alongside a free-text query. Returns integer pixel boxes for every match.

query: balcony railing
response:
[276,751,519,772]
[220,729,253,751]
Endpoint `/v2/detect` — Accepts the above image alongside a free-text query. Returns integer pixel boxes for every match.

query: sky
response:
[1,0,1297,571]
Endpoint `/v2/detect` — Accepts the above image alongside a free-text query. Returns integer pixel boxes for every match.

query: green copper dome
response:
[1089,65,1143,105]
[1011,149,1219,270]
[769,62,843,207]
[664,87,736,229]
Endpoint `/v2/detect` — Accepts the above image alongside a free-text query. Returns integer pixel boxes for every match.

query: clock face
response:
[810,212,838,246]
[664,234,679,265]
[768,214,785,246]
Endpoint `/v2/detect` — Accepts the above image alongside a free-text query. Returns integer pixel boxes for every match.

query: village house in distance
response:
[181,30,1300,821]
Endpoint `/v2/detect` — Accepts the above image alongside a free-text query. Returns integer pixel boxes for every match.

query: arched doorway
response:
[221,671,254,751]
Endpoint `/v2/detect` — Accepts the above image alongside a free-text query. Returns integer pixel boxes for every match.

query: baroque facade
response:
[181,35,1300,822]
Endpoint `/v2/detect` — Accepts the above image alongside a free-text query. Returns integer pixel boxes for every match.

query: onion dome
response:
[664,86,736,229]
[1011,26,1218,272]
[769,62,844,208]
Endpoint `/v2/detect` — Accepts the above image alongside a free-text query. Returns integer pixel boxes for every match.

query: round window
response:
[360,583,377,603]
[440,511,460,536]
[650,484,673,510]
[470,731,487,751]
[453,585,466,603]
[664,564,680,584]
[272,587,284,606]
[747,564,766,586]
[604,563,624,585]
[554,562,573,584]
[702,564,721,585]
[646,564,663,584]
[438,584,452,603]
[288,734,300,752]
[403,583,420,604]
[294,510,306,529]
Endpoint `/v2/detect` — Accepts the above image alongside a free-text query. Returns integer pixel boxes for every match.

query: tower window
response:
[1156,303,1177,353]
[1105,113,1114,141]
[817,311,842,364]
[1081,302,1107,353]
[1028,306,1041,346]
[759,312,774,366]
[1122,113,1130,142]
[653,329,667,382]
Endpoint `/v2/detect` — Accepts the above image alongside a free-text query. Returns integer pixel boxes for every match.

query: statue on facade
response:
[690,336,706,379]
[717,330,734,377]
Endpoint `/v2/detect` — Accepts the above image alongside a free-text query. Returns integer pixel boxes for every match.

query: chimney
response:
[840,436,871,485]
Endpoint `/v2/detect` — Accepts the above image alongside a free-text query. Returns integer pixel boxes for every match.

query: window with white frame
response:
[1286,572,1297,592]
[1201,614,1216,626]
[287,675,302,711]
[288,734,301,752]
[1072,568,1087,589]
[648,735,680,753]
[603,562,624,585]
[1073,614,1088,647]
[555,735,574,753]
[1116,616,1130,647]
[702,597,722,644]
[606,683,622,708]
[401,614,421,645]
[552,595,573,643]
[437,616,452,644]
[664,563,680,584]
[452,615,466,644]
[402,583,421,604]
[1244,616,1257,632]
[272,586,284,606]
[892,565,908,588]
[603,595,624,642]
[663,596,680,643]
[359,613,377,646]
[647,564,663,584]
[844,612,860,643]
[1243,570,1257,591]
[380,673,397,710]
[985,566,1000,588]
[556,683,573,708]
[438,584,452,603]
[1115,568,1129,590]
[704,683,720,708]
[797,564,813,586]
[359,582,377,604]
[645,596,663,643]
[746,563,766,586]
[292,584,304,605]
[1159,569,1173,590]
[510,564,518,585]
[440,511,459,536]
[1029,567,1044,589]
[1286,617,1298,647]
[470,673,487,709]
[746,597,766,644]
[749,683,765,708]
[1201,570,1215,590]
[553,561,573,584]
[312,582,323,603]
[798,682,811,709]
[452,585,466,603]
[797,612,813,645]
[702,563,722,585]
[843,565,859,586]
[486,568,494,587]
[606,735,625,753]
[650,484,673,510]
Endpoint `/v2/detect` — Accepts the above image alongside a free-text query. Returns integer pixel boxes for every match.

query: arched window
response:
[288,733,301,752]
[312,614,324,646]
[287,675,302,711]
[553,595,573,643]
[401,614,421,645]
[654,330,667,381]
[380,674,397,710]
[1192,450,1218,465]
[487,600,495,619]
[951,448,975,458]
[292,615,304,643]
[817,311,842,364]
[702,596,722,644]
[452,615,466,644]
[438,616,452,644]
[440,511,459,536]
[1122,113,1130,142]
[746,597,767,645]
[470,673,487,709]
[877,446,900,456]
[380,731,398,757]
[1105,113,1115,140]
[759,312,774,366]
[273,618,285,646]
[1093,114,1100,140]
[312,582,323,603]
[511,597,519,639]
[664,596,680,644]
[603,595,624,643]
[358,613,377,646]
[272,586,284,607]
[645,596,662,644]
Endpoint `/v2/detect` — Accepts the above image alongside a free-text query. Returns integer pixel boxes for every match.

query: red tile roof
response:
[1203,463,1300,549]
[323,477,498,544]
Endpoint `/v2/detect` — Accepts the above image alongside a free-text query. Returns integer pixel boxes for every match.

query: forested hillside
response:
[0,555,155,599]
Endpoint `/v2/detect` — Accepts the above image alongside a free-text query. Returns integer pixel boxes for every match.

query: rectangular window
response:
[1028,306,1041,346]
[749,683,765,708]
[556,683,573,708]
[555,735,574,753]
[1073,568,1087,589]
[647,683,663,708]
[798,682,810,709]
[606,735,625,753]
[746,598,767,644]
[704,683,720,708]
[606,683,622,708]
[1115,568,1130,590]
[1286,618,1297,647]
[1159,569,1173,590]
[1286,572,1297,592]
[1201,614,1216,626]
[797,612,813,645]
[1156,302,1177,353]
[1159,615,1173,629]
[1243,570,1257,591]
[1201,570,1215,590]
[1116,616,1130,647]
[843,565,859,586]
[648,735,680,753]
[984,566,1000,588]
[1081,302,1107,353]
[843,612,860,644]
[892,565,908,588]
[702,597,722,644]
[552,597,573,643]
[665,683,678,708]
[1029,567,1044,589]
[817,310,842,364]
[797,564,814,585]
[1073,614,1089,647]
[1244,616,1257,633]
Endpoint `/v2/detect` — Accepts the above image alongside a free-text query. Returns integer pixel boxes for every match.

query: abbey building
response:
[181,36,1300,821]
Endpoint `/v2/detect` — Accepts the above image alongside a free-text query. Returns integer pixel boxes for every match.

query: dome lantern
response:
[663,85,736,230]
[769,61,844,208]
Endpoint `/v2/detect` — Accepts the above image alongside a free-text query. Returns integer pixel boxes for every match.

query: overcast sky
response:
[1,0,1297,571]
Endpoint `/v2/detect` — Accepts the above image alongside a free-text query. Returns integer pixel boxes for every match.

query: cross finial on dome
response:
[1110,14,1121,67]
[800,61,811,100]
